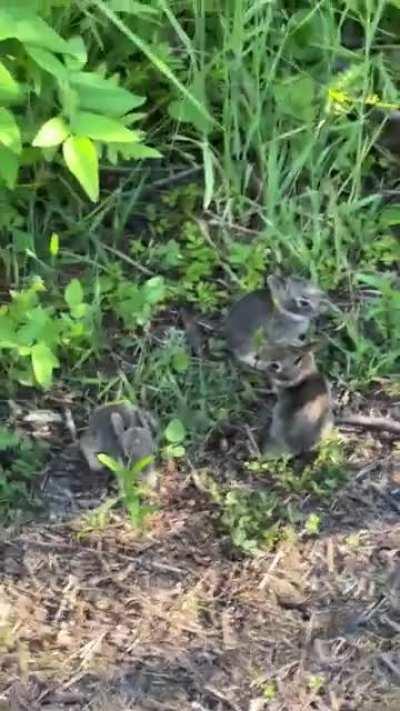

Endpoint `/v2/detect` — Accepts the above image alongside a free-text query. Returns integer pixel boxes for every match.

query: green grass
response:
[0,0,399,527]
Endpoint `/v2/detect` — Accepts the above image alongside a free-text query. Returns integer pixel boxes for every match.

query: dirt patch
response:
[1,440,400,710]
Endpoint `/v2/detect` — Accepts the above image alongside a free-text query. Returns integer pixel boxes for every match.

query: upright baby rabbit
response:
[225,275,324,370]
[260,342,333,458]
[80,402,158,488]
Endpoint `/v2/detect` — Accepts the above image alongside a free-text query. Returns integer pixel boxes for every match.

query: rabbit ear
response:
[119,426,137,457]
[136,408,158,434]
[267,274,287,294]
[120,425,155,459]
[111,412,125,440]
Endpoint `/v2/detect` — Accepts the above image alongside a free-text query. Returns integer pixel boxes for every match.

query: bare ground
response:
[1,413,400,711]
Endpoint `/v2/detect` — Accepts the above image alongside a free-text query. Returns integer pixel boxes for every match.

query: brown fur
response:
[261,346,333,458]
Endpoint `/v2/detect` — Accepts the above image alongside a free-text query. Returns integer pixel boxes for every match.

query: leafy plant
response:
[260,436,349,497]
[0,425,48,520]
[0,1,159,200]
[218,487,283,555]
[98,452,156,528]
[163,417,186,458]
[0,275,97,389]
[195,471,284,554]
[100,271,167,328]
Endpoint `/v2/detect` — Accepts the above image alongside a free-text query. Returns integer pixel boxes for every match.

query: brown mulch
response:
[1,435,400,711]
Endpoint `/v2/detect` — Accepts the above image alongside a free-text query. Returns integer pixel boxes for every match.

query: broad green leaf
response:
[0,62,23,104]
[65,278,83,308]
[18,306,54,345]
[164,418,186,444]
[33,116,69,147]
[0,313,16,347]
[0,145,19,188]
[71,111,140,143]
[113,143,162,159]
[0,9,72,53]
[109,0,158,14]
[49,232,59,257]
[106,143,162,165]
[62,136,99,202]
[31,343,59,388]
[26,45,67,81]
[0,1,43,10]
[0,108,21,154]
[274,74,316,123]
[70,71,145,117]
[380,205,400,228]
[64,36,87,71]
[59,84,79,118]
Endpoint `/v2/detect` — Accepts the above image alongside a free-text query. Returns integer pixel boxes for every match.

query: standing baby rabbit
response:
[225,274,325,370]
[260,342,333,458]
[80,402,159,488]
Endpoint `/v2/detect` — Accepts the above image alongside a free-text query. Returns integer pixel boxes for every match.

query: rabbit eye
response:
[269,361,281,373]
[296,297,311,308]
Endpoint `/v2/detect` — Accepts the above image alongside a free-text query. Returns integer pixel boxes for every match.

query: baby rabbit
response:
[225,274,324,370]
[261,342,333,458]
[80,402,159,488]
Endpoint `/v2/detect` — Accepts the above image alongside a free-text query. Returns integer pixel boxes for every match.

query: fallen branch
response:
[336,414,400,436]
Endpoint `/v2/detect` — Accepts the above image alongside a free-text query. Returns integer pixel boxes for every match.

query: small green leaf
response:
[305,513,321,536]
[31,343,59,388]
[62,136,99,202]
[142,276,166,305]
[26,46,67,81]
[97,453,121,472]
[0,61,23,104]
[164,418,186,444]
[70,303,88,319]
[49,232,59,256]
[163,443,185,459]
[0,145,19,188]
[0,108,21,154]
[172,350,190,373]
[65,278,84,308]
[33,116,69,147]
[71,111,140,143]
